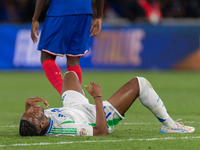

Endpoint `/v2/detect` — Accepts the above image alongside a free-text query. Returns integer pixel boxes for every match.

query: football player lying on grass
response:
[20,71,195,136]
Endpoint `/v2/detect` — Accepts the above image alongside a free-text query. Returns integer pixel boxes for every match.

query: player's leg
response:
[37,16,67,96]
[137,77,194,133]
[107,77,173,124]
[62,71,84,95]
[137,77,175,127]
[108,77,194,133]
[107,77,139,115]
[41,51,56,63]
[41,51,63,95]
[65,15,92,85]
[107,77,174,124]
[66,56,82,84]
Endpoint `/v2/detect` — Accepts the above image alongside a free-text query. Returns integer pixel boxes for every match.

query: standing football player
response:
[31,0,104,95]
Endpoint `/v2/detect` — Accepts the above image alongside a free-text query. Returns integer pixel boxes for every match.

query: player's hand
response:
[85,82,102,98]
[25,97,49,111]
[31,20,39,43]
[90,18,102,37]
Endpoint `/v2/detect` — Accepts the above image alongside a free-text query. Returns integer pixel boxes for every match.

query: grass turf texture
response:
[0,70,200,150]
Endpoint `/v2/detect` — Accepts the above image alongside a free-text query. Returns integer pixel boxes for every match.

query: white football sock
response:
[137,77,175,128]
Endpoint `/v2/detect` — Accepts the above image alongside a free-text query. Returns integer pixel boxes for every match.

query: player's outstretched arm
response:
[90,0,104,37]
[85,82,108,136]
[31,0,47,43]
[25,97,49,111]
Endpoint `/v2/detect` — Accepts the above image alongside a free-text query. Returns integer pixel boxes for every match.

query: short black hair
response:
[19,120,40,136]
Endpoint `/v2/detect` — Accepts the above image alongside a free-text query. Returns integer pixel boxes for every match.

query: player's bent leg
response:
[137,77,195,133]
[62,71,84,95]
[107,77,139,115]
[137,77,176,127]
[137,77,170,120]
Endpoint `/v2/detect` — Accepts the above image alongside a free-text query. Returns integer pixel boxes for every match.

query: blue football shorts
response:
[38,14,92,57]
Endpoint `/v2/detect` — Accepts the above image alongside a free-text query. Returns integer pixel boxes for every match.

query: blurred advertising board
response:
[0,24,200,70]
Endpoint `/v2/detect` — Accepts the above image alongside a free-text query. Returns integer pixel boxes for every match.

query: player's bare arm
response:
[90,0,104,37]
[85,82,108,136]
[31,0,47,43]
[25,97,49,111]
[90,19,102,37]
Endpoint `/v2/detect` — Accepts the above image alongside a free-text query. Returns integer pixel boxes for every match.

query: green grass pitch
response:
[0,70,200,150]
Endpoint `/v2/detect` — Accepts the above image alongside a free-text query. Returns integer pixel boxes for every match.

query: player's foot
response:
[160,120,195,133]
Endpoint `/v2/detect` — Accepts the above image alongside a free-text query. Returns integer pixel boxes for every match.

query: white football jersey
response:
[44,90,124,136]
[44,103,95,136]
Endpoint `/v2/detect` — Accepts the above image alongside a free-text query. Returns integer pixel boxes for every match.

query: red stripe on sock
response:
[42,59,63,95]
[68,65,82,84]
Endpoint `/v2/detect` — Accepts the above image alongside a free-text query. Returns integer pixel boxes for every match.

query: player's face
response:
[21,105,45,131]
[26,105,45,120]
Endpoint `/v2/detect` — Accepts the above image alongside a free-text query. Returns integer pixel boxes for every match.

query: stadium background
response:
[0,0,200,71]
[1,1,200,149]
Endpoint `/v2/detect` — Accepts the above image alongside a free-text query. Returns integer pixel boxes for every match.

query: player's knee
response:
[127,77,140,94]
[129,77,139,86]
[63,71,78,81]
[64,71,76,78]
[136,77,151,95]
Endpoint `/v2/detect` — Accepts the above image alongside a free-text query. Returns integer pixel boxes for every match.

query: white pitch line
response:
[1,125,18,128]
[0,136,200,147]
